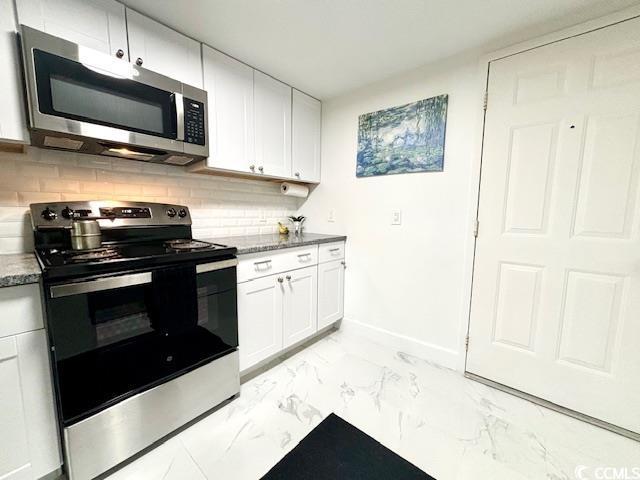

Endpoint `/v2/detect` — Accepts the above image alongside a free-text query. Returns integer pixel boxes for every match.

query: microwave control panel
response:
[183,98,205,145]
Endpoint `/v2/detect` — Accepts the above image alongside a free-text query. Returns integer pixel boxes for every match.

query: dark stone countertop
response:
[0,253,41,287]
[205,232,347,255]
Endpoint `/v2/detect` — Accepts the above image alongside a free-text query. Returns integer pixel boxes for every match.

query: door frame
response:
[459,4,640,440]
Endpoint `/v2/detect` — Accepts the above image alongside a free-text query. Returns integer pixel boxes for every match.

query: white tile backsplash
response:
[0,147,302,253]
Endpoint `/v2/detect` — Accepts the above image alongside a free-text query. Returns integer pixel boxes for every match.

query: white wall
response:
[299,53,483,369]
[0,148,302,254]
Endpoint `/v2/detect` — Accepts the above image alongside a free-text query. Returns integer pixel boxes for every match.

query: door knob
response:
[277,277,284,283]
[115,49,125,59]
[249,164,255,171]
[286,275,291,281]
[294,172,300,177]
[258,166,264,173]
[135,57,143,66]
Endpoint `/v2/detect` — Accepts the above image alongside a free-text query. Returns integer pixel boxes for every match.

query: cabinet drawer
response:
[237,245,318,282]
[319,242,345,263]
[0,284,44,339]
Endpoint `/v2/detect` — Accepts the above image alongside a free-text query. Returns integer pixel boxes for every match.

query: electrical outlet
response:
[328,209,336,223]
[391,210,402,225]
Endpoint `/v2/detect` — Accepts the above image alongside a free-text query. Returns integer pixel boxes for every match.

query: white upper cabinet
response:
[254,71,292,178]
[16,0,128,59]
[126,9,202,88]
[203,46,254,172]
[0,0,27,143]
[292,89,321,183]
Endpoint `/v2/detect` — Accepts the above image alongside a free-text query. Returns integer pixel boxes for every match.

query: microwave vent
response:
[165,155,193,165]
[44,136,84,150]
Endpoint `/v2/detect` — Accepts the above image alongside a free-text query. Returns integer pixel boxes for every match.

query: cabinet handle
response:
[115,49,125,59]
[286,275,291,281]
[249,164,256,171]
[294,172,300,177]
[341,261,346,268]
[258,166,264,173]
[254,259,272,266]
[277,277,284,283]
[136,57,143,66]
[329,248,340,253]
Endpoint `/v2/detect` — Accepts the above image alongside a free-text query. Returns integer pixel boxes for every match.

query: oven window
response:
[33,49,177,138]
[47,266,238,425]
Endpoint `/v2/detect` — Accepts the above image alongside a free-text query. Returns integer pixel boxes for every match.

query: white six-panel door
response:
[467,17,640,435]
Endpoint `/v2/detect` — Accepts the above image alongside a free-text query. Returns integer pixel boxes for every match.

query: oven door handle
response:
[50,272,152,298]
[196,258,238,274]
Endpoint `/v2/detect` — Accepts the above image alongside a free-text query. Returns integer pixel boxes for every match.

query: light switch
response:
[391,210,402,225]
[328,209,336,223]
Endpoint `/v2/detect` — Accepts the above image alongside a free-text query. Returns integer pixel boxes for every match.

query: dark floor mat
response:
[261,413,436,479]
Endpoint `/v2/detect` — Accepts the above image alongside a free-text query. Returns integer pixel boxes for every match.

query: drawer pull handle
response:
[297,253,311,258]
[254,260,272,266]
[329,248,340,253]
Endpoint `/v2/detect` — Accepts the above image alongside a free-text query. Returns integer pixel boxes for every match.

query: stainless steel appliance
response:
[31,201,239,480]
[20,25,208,166]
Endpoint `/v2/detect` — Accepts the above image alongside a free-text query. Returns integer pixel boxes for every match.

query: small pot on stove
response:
[70,219,102,250]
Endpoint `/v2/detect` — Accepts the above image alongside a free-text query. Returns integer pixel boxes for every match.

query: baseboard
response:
[340,318,461,371]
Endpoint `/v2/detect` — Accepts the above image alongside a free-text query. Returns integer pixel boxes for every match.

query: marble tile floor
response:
[104,329,640,480]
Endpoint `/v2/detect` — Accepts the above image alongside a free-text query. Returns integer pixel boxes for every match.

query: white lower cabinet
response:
[283,266,318,349]
[0,330,61,480]
[0,285,61,480]
[237,243,344,372]
[237,273,284,371]
[317,259,345,330]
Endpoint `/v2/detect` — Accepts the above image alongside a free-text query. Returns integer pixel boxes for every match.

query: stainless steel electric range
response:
[30,200,240,480]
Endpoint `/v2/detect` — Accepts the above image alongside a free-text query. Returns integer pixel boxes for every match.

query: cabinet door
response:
[318,260,345,329]
[237,274,284,371]
[292,89,321,182]
[16,330,61,479]
[126,9,202,88]
[0,0,27,143]
[203,46,254,172]
[283,266,318,349]
[16,0,127,58]
[0,336,32,480]
[254,71,292,178]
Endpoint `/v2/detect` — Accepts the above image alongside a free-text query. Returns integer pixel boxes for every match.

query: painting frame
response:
[356,94,448,178]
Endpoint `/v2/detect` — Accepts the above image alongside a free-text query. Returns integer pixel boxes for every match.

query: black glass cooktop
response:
[37,239,236,280]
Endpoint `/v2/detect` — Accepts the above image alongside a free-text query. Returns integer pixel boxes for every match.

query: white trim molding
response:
[340,317,461,371]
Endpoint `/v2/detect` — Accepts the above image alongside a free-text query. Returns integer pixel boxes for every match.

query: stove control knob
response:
[166,208,177,218]
[41,207,57,221]
[61,206,74,219]
[178,209,187,218]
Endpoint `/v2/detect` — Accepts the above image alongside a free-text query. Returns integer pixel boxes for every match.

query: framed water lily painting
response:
[356,94,448,177]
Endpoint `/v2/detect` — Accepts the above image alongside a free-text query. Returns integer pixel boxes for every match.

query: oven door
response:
[21,25,184,153]
[45,260,238,426]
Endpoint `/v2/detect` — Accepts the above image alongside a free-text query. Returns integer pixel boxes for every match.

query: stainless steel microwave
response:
[19,25,208,165]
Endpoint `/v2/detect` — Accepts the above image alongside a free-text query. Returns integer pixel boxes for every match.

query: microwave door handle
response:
[174,92,184,141]
[49,271,152,298]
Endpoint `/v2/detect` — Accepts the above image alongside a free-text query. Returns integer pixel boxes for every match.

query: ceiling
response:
[121,0,639,99]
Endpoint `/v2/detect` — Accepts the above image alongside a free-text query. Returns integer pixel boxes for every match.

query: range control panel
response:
[30,201,192,229]
[184,98,205,145]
